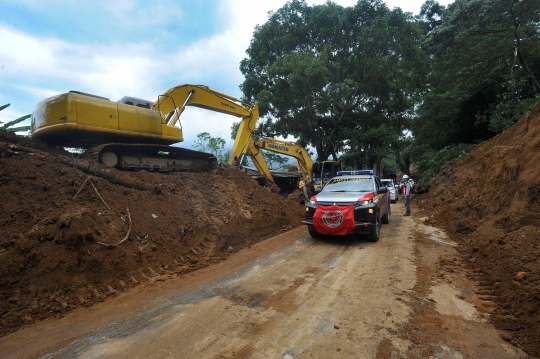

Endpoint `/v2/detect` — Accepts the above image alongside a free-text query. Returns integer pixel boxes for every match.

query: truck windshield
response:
[323,178,373,192]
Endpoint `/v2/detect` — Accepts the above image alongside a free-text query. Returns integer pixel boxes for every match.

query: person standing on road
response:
[401,174,412,216]
[303,177,315,204]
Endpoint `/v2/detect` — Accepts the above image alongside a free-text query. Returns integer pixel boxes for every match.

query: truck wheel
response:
[366,215,381,242]
[308,227,320,238]
[381,202,390,224]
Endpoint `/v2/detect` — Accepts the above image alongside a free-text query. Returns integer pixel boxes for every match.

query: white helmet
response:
[403,174,409,179]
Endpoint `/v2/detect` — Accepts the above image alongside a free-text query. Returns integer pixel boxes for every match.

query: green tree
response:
[240,0,425,165]
[262,151,290,170]
[415,0,540,149]
[286,164,299,173]
[193,132,228,163]
[418,0,446,35]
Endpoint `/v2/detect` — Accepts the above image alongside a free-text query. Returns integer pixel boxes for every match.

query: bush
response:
[0,104,31,133]
[416,144,474,191]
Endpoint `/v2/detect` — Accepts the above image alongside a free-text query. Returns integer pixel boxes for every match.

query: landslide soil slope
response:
[0,132,304,337]
[418,101,540,357]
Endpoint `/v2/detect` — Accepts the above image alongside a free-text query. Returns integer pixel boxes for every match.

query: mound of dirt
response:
[0,132,304,336]
[418,101,540,357]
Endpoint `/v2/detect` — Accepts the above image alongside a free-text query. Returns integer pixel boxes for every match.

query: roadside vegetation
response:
[0,104,30,133]
[234,0,540,190]
[10,1,540,190]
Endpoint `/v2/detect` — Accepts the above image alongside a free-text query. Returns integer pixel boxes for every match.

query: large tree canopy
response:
[237,0,540,186]
[414,0,540,149]
[240,0,424,165]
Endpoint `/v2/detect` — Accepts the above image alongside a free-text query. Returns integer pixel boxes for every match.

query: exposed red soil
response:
[418,101,540,357]
[0,132,303,337]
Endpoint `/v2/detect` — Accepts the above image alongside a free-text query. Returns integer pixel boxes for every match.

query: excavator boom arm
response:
[152,85,259,160]
[239,137,314,183]
[152,84,254,119]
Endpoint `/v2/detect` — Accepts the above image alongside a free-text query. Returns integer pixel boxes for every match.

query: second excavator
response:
[229,136,341,194]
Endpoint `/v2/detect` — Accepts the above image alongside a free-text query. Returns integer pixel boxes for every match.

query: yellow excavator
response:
[31,83,339,188]
[31,85,259,172]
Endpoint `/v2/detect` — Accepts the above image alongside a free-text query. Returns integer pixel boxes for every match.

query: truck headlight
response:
[355,192,374,206]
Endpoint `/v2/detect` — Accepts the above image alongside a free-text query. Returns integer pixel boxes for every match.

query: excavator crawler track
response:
[82,144,219,173]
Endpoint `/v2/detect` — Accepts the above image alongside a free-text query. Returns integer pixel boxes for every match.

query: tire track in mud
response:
[40,209,417,359]
[2,203,527,359]
[25,224,389,358]
[398,217,527,359]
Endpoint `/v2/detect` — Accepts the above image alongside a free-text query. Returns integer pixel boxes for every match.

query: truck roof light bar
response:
[336,170,374,176]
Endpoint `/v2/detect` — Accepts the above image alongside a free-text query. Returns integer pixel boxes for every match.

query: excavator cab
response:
[118,96,152,109]
[312,161,341,189]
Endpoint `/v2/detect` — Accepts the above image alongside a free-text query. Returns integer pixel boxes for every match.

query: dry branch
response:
[72,177,110,210]
[1,142,152,191]
[55,158,152,191]
[73,177,91,200]
[97,208,132,247]
[90,180,110,210]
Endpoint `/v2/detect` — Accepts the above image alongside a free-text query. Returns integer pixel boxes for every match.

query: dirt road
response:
[0,204,528,358]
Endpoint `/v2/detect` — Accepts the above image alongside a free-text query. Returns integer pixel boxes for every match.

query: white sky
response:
[0,0,453,148]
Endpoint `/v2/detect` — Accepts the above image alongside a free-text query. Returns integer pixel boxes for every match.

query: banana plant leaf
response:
[0,114,31,130]
[5,126,31,132]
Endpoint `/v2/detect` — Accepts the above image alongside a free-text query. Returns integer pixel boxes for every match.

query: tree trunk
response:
[516,49,540,93]
[356,142,364,169]
[52,157,153,191]
[0,142,153,191]
[512,7,540,92]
